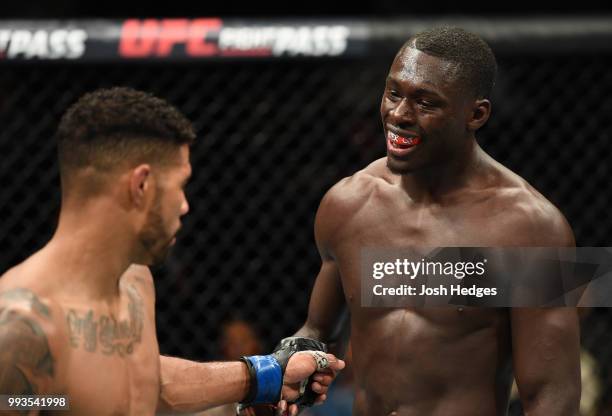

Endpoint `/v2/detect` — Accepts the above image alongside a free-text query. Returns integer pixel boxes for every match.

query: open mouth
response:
[386,131,421,157]
[388,131,421,148]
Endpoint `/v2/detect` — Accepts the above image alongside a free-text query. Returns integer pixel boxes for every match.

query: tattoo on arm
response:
[0,289,51,318]
[0,307,55,395]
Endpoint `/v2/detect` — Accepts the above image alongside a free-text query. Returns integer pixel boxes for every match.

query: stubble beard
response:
[140,194,173,266]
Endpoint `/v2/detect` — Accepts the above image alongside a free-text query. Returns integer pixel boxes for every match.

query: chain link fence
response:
[1,23,611,414]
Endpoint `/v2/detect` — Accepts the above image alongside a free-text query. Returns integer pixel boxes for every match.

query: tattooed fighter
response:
[0,88,344,415]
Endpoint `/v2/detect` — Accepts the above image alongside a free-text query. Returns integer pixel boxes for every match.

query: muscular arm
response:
[295,259,346,343]
[512,308,580,416]
[156,353,342,413]
[511,199,580,415]
[157,355,250,413]
[294,186,348,348]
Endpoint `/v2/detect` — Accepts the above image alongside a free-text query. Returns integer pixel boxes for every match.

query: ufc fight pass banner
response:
[361,247,612,307]
[2,18,612,61]
[0,19,368,61]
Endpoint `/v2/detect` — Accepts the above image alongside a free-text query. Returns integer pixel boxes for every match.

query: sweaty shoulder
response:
[315,158,391,251]
[318,158,391,215]
[484,166,574,247]
[0,264,66,319]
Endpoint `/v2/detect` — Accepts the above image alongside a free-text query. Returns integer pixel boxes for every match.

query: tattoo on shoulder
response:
[0,288,51,318]
[66,284,144,357]
[0,307,55,395]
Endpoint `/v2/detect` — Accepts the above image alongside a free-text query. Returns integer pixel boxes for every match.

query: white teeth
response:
[388,131,398,143]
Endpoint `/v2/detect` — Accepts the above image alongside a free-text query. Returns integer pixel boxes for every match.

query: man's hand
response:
[280,352,345,415]
[238,352,345,416]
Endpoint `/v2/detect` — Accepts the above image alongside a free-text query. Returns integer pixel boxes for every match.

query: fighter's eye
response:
[417,99,435,108]
[387,89,401,101]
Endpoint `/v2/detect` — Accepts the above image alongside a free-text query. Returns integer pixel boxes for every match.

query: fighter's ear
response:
[467,98,491,132]
[129,164,152,208]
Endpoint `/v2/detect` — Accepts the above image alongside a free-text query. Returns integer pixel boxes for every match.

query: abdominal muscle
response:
[349,307,512,416]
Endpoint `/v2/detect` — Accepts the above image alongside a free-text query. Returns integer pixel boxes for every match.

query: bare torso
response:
[0,259,160,416]
[321,156,570,416]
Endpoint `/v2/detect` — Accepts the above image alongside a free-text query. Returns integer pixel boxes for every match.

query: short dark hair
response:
[57,87,195,177]
[404,26,497,99]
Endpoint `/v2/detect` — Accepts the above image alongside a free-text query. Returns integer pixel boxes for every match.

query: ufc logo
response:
[119,18,222,57]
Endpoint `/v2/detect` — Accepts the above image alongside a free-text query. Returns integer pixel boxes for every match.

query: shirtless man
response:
[291,27,580,415]
[0,87,343,415]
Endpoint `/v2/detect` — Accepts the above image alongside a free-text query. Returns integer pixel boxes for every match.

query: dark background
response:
[1,5,612,415]
[3,0,612,18]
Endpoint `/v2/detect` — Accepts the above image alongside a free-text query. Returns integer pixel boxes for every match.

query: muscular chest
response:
[64,342,160,415]
[60,285,160,415]
[331,195,506,309]
[341,197,502,248]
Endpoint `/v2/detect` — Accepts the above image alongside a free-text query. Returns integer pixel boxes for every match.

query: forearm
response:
[157,355,249,413]
[296,255,347,349]
[513,308,581,416]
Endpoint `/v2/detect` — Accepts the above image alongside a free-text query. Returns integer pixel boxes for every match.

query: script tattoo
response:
[66,284,144,357]
[0,290,55,395]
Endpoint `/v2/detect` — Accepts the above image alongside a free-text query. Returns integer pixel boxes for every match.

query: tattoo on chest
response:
[66,284,144,357]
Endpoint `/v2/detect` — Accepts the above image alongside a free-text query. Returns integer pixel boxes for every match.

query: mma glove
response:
[238,337,328,409]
